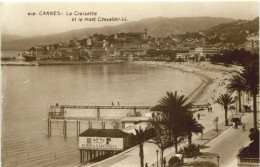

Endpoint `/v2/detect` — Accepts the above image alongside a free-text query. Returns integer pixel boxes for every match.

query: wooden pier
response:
[38,61,128,66]
[50,104,152,110]
[47,105,149,136]
[48,104,210,120]
[47,104,210,137]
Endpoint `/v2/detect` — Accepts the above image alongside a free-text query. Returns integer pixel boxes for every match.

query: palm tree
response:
[185,114,204,146]
[239,64,259,132]
[156,91,193,153]
[227,75,245,113]
[149,117,174,167]
[134,126,147,167]
[217,94,235,126]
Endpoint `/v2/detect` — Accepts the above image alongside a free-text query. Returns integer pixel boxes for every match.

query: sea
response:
[1,51,202,167]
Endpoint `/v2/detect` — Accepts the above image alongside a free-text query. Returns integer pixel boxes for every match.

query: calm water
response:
[1,63,201,167]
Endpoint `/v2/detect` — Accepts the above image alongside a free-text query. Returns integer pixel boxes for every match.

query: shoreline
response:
[134,61,215,105]
[135,61,240,137]
[1,60,128,66]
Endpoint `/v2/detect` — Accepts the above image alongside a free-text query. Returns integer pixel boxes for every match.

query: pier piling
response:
[97,107,100,118]
[77,120,78,135]
[76,120,81,135]
[63,120,67,138]
[79,121,81,134]
[80,150,83,163]
[47,119,50,136]
[50,120,52,136]
[89,121,92,129]
[65,120,67,138]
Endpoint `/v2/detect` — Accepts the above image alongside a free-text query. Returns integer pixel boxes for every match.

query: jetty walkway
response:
[47,104,210,137]
[1,61,128,66]
[48,104,210,118]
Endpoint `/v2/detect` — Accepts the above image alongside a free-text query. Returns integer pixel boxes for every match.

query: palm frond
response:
[239,64,259,96]
[217,93,235,108]
[227,75,246,94]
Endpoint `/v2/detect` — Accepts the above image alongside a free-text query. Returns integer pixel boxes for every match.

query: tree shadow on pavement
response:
[199,152,219,160]
[199,145,210,150]
[180,161,217,167]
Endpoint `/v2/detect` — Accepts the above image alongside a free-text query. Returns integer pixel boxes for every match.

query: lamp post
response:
[217,155,220,167]
[156,149,159,167]
[235,96,238,115]
[216,117,219,133]
[214,117,218,133]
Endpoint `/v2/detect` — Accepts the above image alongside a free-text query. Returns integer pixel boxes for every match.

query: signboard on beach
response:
[79,137,124,150]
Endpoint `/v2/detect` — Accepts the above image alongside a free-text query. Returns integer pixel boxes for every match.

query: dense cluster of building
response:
[20,28,259,62]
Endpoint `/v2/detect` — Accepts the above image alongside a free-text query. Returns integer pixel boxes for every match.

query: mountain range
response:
[2,16,235,51]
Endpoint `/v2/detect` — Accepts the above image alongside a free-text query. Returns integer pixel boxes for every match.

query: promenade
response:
[78,62,244,167]
[194,112,253,167]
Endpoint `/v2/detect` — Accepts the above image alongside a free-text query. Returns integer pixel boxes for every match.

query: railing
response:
[50,105,153,110]
[49,104,210,110]
[38,61,128,66]
[48,104,211,120]
[239,158,260,164]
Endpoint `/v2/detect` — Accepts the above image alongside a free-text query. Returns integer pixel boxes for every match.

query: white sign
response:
[79,137,124,150]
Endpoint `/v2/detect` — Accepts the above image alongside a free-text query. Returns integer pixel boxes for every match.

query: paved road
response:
[196,112,253,167]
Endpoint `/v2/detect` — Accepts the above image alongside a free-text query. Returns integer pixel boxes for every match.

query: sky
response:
[1,1,259,37]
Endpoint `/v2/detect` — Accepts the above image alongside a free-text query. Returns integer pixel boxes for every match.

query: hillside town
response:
[19,27,259,62]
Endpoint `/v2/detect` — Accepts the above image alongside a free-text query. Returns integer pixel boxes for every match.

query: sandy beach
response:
[134,61,239,105]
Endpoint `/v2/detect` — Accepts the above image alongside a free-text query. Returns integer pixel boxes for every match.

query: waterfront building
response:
[89,48,107,60]
[28,45,51,60]
[78,129,131,163]
[50,50,62,59]
[176,53,194,61]
[195,46,219,60]
[119,49,146,57]
[215,42,234,51]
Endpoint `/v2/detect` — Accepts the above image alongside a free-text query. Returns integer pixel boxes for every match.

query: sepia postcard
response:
[1,1,259,167]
